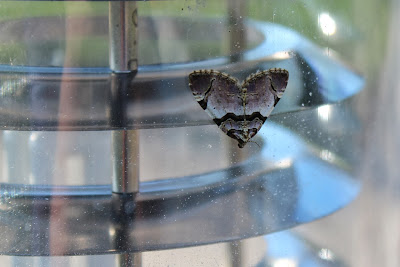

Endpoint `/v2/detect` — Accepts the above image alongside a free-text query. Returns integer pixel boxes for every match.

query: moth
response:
[189,68,289,148]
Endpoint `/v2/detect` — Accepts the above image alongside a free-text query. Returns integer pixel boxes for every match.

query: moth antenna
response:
[249,140,261,148]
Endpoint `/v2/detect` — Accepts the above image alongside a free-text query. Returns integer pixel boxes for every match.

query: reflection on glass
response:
[318,12,337,36]
[318,104,332,121]
[320,149,334,162]
[272,258,298,267]
[318,248,335,261]
[0,0,370,264]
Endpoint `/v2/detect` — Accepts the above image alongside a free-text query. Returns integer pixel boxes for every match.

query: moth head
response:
[268,68,289,98]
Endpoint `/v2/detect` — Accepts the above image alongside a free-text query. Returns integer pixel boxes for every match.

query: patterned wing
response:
[189,70,243,122]
[268,68,289,99]
[243,68,289,119]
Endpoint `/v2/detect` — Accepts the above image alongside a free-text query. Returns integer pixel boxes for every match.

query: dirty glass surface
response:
[0,0,393,266]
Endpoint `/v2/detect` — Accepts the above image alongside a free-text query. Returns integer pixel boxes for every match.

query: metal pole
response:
[109,2,141,265]
[111,130,140,193]
[228,0,247,62]
[116,253,142,267]
[229,240,244,267]
[109,1,138,73]
[108,1,139,195]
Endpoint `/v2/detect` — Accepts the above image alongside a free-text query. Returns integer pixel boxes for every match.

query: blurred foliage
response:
[0,0,391,69]
[0,2,107,20]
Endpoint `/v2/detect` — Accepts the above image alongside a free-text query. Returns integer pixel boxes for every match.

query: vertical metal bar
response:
[227,3,247,263]
[227,0,247,62]
[109,2,141,265]
[116,253,142,267]
[109,1,138,73]
[111,130,140,193]
[108,1,140,195]
[226,0,248,159]
[229,240,244,267]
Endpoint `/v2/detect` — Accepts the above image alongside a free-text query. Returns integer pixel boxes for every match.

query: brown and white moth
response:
[189,68,289,148]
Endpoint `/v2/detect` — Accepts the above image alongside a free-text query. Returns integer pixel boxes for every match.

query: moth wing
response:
[243,68,289,118]
[243,71,275,119]
[268,68,289,98]
[189,70,243,121]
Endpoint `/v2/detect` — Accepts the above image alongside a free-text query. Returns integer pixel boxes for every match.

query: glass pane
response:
[0,0,393,266]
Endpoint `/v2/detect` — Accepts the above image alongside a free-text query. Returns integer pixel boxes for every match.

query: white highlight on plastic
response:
[317,104,331,121]
[318,248,335,261]
[272,258,297,267]
[319,13,337,35]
